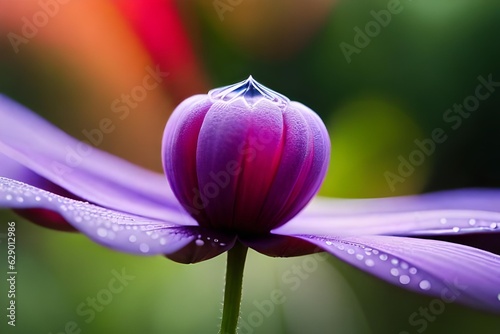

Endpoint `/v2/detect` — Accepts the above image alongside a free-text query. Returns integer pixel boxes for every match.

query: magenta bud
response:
[162,76,330,234]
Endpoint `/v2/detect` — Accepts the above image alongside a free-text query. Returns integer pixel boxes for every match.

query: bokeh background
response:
[1,0,500,333]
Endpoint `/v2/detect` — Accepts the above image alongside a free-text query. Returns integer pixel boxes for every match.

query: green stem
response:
[220,241,248,334]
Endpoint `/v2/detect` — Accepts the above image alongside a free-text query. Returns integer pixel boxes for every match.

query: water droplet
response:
[390,268,399,276]
[452,227,460,233]
[129,235,137,243]
[419,280,431,290]
[159,238,167,245]
[337,244,345,251]
[214,238,219,243]
[347,249,355,255]
[356,254,364,260]
[379,254,388,261]
[16,197,24,203]
[5,194,12,201]
[195,239,205,246]
[469,219,476,226]
[440,218,447,224]
[490,223,498,229]
[97,228,107,237]
[220,243,226,247]
[35,196,41,201]
[409,267,418,275]
[139,243,149,253]
[372,250,379,255]
[208,76,289,109]
[365,259,375,267]
[391,259,399,265]
[325,240,333,246]
[399,275,410,285]
[400,262,409,270]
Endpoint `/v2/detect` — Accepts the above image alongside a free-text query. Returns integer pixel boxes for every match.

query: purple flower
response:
[1,77,500,317]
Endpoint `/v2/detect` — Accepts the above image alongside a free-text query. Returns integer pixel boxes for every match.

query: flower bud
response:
[162,76,330,234]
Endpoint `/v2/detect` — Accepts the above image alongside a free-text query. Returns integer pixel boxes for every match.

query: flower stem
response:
[220,241,248,334]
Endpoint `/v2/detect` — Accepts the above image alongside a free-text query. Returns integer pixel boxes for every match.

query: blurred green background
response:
[1,0,500,333]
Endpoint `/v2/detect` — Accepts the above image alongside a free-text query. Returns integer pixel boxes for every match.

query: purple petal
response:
[162,94,213,223]
[240,233,318,257]
[0,177,234,263]
[0,95,192,224]
[257,102,330,231]
[293,234,500,313]
[278,189,500,238]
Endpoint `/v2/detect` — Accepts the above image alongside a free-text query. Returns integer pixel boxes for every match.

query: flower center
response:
[208,75,289,109]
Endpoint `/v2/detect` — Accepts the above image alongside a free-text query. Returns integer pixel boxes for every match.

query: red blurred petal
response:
[113,0,209,102]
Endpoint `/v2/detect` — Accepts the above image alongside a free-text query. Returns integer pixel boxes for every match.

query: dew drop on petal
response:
[347,249,355,255]
[139,243,149,253]
[5,194,13,201]
[356,254,364,260]
[365,259,375,267]
[35,196,41,201]
[419,280,431,290]
[400,262,409,270]
[195,239,205,246]
[97,228,107,238]
[440,218,447,224]
[452,227,460,233]
[16,197,24,203]
[160,238,167,245]
[399,275,410,285]
[409,267,417,275]
[390,268,399,276]
[469,219,476,226]
[391,259,399,265]
[129,235,137,243]
[379,254,388,261]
